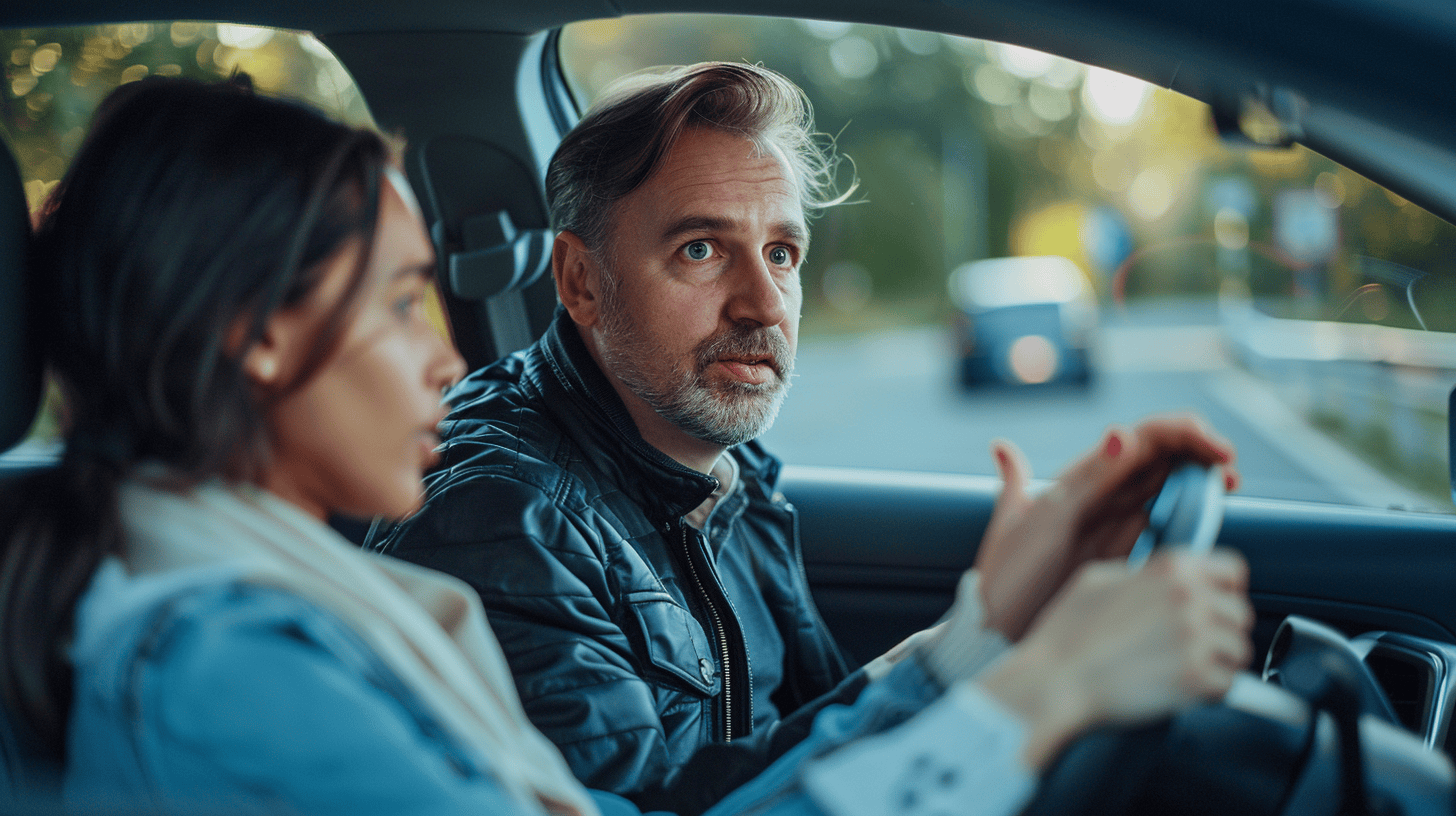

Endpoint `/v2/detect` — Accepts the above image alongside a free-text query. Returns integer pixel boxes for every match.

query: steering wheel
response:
[1019,465,1443,816]
[1125,461,1225,567]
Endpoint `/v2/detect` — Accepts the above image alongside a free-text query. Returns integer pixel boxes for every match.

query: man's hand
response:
[978,548,1253,769]
[976,414,1239,642]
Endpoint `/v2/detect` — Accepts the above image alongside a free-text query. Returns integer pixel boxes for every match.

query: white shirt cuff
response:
[801,680,1036,816]
[923,571,1011,686]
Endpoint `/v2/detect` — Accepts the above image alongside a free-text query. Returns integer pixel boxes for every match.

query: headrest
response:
[0,143,39,453]
[414,135,553,366]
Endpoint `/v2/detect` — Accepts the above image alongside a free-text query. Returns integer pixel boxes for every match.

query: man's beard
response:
[596,271,794,447]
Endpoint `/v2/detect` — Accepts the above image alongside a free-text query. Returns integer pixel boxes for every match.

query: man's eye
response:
[684,241,711,261]
[769,246,791,266]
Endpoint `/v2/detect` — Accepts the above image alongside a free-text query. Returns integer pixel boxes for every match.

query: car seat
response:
[413,134,555,369]
[0,138,38,457]
[0,140,62,809]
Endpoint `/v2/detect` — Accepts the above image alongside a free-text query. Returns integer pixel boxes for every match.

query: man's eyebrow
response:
[777,220,810,252]
[659,215,811,250]
[659,215,733,244]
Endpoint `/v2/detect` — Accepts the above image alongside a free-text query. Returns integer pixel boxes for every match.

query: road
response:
[761,299,1440,509]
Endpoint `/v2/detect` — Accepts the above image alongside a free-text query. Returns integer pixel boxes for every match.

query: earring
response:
[255,357,278,382]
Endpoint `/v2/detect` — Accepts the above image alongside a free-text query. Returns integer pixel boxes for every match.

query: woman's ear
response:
[236,307,309,388]
[242,343,282,385]
[553,230,601,329]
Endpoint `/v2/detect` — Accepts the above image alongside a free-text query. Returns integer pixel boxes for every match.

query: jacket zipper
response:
[679,524,738,742]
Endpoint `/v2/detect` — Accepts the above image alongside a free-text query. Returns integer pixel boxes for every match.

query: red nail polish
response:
[1104,434,1122,457]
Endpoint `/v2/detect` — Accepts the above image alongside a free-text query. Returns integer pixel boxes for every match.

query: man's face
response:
[590,127,806,448]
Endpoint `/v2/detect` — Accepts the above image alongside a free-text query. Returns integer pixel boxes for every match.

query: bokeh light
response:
[993,43,1056,79]
[1008,335,1058,383]
[1128,167,1175,221]
[216,23,274,49]
[829,36,878,79]
[1082,66,1150,125]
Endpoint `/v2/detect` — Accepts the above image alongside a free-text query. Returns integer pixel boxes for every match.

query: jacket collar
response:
[528,307,720,521]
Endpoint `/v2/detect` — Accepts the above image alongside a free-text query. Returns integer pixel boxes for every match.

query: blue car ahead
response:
[949,255,1098,388]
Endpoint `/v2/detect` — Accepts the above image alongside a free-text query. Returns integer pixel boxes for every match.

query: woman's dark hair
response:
[0,74,393,761]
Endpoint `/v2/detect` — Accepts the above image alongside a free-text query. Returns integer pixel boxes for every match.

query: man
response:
[368,61,1241,814]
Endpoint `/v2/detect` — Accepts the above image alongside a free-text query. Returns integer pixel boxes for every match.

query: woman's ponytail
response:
[0,453,124,763]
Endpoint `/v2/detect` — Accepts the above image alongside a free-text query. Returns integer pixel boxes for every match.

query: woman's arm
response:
[68,582,546,816]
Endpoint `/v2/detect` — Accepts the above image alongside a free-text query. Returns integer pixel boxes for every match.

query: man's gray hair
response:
[545,61,852,253]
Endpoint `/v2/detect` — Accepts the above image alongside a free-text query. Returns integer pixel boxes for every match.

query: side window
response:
[5,24,371,211]
[561,16,1456,511]
[2,25,455,450]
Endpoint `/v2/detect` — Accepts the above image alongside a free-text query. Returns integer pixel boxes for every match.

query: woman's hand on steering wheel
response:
[975,413,1240,642]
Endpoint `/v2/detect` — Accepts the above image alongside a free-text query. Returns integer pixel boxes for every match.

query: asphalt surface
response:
[761,299,1440,510]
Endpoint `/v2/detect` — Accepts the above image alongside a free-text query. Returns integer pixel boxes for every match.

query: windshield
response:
[560,15,1456,512]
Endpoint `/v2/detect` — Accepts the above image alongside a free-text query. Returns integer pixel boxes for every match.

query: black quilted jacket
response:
[367,309,857,815]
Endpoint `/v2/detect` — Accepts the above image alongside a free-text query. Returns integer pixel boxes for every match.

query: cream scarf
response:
[115,478,599,816]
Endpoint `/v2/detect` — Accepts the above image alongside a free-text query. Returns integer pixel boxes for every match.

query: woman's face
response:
[249,178,466,521]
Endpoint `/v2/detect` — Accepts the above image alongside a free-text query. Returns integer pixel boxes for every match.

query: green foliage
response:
[2,23,367,212]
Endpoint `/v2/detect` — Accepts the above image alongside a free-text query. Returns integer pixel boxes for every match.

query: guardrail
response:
[1222,299,1456,369]
[1219,298,1454,504]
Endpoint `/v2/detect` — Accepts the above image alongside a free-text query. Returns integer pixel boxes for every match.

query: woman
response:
[0,76,1250,815]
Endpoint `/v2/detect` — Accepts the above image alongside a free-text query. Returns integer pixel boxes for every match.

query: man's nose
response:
[727,253,790,328]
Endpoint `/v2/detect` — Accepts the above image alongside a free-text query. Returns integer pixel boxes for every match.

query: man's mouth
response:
[713,356,778,384]
[693,324,793,388]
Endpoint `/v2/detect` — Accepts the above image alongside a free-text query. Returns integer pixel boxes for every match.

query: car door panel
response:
[784,467,993,666]
[786,466,1456,671]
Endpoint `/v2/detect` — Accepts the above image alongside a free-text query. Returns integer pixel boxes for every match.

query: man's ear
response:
[554,230,601,329]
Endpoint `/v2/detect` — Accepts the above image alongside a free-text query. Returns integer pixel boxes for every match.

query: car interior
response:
[6,0,1456,813]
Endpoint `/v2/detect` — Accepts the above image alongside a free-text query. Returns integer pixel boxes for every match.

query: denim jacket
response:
[61,558,1034,816]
